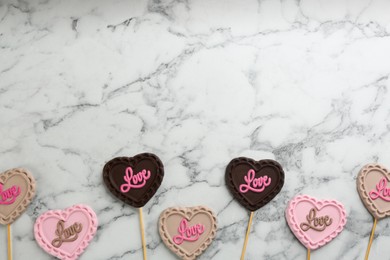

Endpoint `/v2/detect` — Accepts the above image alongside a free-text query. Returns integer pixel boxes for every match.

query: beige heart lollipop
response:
[357,163,390,219]
[0,168,36,225]
[356,163,390,259]
[159,206,217,260]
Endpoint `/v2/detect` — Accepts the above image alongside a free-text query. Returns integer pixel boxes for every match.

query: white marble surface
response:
[1,0,390,259]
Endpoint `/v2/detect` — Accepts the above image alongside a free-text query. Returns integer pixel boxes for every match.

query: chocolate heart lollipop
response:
[0,168,36,225]
[102,153,164,208]
[225,157,285,259]
[159,206,217,260]
[225,158,285,211]
[103,152,164,260]
[34,204,98,260]
[285,195,347,253]
[356,163,390,259]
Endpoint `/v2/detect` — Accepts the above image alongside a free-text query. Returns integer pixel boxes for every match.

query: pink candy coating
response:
[285,195,347,250]
[34,204,98,260]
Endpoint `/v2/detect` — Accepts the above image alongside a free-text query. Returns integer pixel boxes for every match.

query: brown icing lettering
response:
[51,220,83,248]
[300,208,332,232]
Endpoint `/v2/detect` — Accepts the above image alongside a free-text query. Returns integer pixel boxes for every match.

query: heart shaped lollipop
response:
[159,206,217,260]
[102,153,164,208]
[357,163,390,219]
[0,168,36,225]
[285,195,347,251]
[103,153,164,259]
[356,163,390,259]
[225,157,285,259]
[34,204,98,260]
[225,158,285,211]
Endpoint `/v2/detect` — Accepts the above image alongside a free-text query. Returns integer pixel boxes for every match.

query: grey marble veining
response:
[1,0,390,259]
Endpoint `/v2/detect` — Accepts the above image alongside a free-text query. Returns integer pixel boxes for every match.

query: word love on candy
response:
[120,167,151,193]
[103,153,164,208]
[159,206,217,260]
[369,177,390,202]
[300,208,333,232]
[0,183,21,205]
[51,220,83,248]
[239,169,271,193]
[173,219,205,245]
[34,204,98,260]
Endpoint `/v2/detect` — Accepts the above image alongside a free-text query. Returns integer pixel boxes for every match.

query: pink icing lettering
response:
[120,167,151,193]
[0,184,21,205]
[239,169,271,193]
[369,177,390,202]
[172,219,205,245]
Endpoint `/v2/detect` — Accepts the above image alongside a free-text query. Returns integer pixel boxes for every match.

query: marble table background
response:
[1,0,390,259]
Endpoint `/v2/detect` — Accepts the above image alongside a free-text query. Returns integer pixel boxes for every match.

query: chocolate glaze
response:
[225,158,285,211]
[102,153,164,208]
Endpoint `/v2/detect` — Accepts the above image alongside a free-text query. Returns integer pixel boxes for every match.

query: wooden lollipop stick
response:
[365,218,377,260]
[139,207,147,260]
[240,211,254,260]
[7,224,12,260]
[307,248,310,260]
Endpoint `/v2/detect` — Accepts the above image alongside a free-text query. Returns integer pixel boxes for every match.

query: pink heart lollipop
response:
[34,204,98,260]
[285,195,347,253]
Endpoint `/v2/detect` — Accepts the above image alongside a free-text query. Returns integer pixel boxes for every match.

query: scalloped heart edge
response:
[285,195,347,250]
[357,163,390,219]
[34,204,98,260]
[159,206,217,260]
[0,168,36,225]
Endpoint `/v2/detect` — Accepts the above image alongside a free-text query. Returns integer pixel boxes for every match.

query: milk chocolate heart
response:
[225,158,285,211]
[34,204,98,260]
[285,195,347,250]
[357,163,390,219]
[0,168,36,225]
[159,206,217,260]
[102,153,164,208]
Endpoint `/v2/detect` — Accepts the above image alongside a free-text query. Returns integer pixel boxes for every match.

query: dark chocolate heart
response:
[225,158,285,211]
[102,153,164,208]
